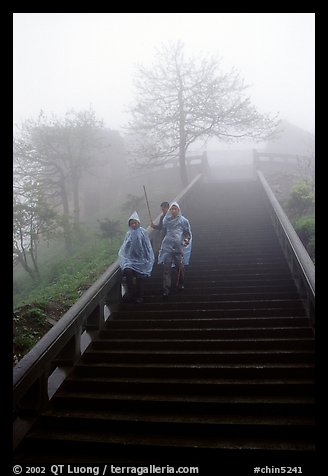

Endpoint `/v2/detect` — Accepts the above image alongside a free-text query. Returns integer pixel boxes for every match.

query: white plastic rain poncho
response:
[118,211,155,276]
[158,201,192,265]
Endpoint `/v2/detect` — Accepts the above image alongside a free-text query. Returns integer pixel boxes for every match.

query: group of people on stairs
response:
[118,200,192,303]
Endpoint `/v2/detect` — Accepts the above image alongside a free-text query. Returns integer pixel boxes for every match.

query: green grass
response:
[14,235,121,307]
[13,234,122,363]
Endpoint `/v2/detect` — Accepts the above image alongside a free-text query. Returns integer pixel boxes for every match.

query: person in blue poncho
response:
[158,201,192,298]
[118,211,155,303]
[150,201,170,256]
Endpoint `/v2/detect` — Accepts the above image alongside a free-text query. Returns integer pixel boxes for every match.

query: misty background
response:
[12,13,315,361]
[13,13,314,135]
[13,13,315,200]
[13,12,315,243]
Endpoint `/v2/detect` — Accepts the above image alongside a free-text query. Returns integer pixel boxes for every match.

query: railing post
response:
[253,149,258,168]
[202,151,209,173]
[56,325,83,366]
[85,302,104,330]
[105,270,122,313]
[15,367,50,416]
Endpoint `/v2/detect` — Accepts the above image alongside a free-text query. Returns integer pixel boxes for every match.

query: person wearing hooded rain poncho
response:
[158,201,192,298]
[118,211,155,303]
[150,201,170,256]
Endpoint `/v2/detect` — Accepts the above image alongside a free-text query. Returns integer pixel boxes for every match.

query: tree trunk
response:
[179,148,188,188]
[72,176,80,233]
[29,237,40,277]
[178,86,188,187]
[59,180,73,254]
[15,250,39,281]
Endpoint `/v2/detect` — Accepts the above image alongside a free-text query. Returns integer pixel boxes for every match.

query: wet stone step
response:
[61,376,315,397]
[91,337,315,351]
[110,309,308,320]
[51,389,314,410]
[20,427,315,458]
[39,409,315,428]
[99,327,314,340]
[81,349,314,365]
[117,299,306,312]
[73,362,315,379]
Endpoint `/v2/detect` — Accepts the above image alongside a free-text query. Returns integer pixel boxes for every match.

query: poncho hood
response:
[128,211,141,226]
[169,201,181,212]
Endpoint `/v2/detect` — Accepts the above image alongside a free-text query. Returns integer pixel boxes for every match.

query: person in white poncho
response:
[118,211,155,303]
[158,201,192,298]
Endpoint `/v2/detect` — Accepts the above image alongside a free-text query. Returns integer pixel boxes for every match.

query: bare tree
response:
[126,40,280,186]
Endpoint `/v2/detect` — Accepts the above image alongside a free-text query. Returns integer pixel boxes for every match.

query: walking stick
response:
[143,185,152,223]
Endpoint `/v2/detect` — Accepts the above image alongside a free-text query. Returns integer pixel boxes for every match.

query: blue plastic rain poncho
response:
[158,201,192,265]
[118,211,155,276]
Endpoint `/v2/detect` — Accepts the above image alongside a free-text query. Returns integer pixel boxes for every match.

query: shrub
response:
[286,180,314,219]
[293,214,315,260]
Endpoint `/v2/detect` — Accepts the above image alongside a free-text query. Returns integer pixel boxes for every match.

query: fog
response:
[13,13,315,138]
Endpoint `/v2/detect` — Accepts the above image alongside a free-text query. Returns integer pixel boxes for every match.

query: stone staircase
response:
[13,180,315,469]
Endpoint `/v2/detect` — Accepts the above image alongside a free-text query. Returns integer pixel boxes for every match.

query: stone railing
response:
[257,170,315,329]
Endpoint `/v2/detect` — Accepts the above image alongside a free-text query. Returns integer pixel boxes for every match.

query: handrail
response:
[256,170,315,328]
[13,173,204,443]
[253,150,311,163]
[13,262,121,404]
